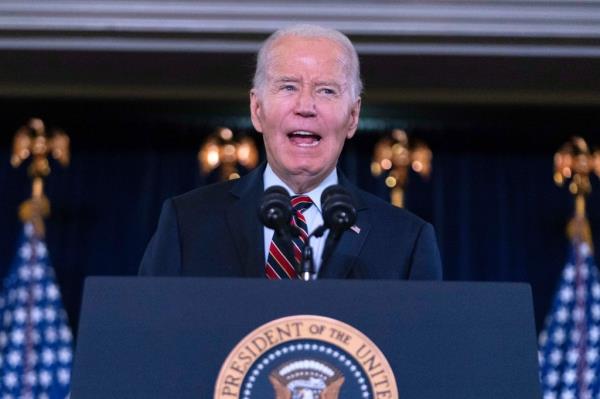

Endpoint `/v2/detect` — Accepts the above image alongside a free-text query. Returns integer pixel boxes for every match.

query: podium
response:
[71,277,541,398]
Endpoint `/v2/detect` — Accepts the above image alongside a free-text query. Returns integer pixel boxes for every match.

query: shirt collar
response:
[263,164,338,212]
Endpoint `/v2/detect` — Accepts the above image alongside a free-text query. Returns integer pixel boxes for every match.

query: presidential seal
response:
[214,315,398,399]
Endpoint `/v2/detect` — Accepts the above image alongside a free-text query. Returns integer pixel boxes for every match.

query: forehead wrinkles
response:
[265,49,351,89]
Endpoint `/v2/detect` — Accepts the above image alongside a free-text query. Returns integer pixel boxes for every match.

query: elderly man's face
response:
[250,35,361,193]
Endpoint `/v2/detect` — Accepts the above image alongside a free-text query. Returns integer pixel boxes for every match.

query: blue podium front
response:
[71,278,541,398]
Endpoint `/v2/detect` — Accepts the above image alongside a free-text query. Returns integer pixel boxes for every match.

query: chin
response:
[286,165,321,177]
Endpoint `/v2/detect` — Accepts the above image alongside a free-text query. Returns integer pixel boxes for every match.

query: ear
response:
[345,97,361,139]
[249,89,264,133]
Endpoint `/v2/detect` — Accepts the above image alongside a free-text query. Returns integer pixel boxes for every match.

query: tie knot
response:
[291,195,312,213]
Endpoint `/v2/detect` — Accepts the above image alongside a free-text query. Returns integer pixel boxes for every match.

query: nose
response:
[294,89,317,118]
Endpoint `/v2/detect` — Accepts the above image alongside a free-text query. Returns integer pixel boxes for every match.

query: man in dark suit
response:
[140,24,442,280]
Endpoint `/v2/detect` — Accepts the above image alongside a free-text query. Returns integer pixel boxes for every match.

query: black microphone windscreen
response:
[258,185,292,230]
[321,185,347,205]
[321,185,357,232]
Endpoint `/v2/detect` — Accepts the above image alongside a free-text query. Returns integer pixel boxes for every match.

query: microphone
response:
[258,186,294,242]
[321,185,357,240]
[319,185,357,266]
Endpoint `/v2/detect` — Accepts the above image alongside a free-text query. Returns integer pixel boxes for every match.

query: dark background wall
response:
[1,99,599,336]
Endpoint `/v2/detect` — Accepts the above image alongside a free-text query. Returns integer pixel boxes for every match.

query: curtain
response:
[1,106,599,334]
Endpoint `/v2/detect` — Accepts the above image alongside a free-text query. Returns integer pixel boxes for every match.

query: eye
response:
[280,84,297,92]
[318,87,337,96]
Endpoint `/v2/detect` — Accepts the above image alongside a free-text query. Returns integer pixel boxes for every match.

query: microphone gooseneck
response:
[300,244,315,281]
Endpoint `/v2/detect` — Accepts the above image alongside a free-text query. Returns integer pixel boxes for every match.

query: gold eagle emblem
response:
[268,359,345,399]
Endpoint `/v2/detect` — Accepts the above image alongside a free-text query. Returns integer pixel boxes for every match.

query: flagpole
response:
[1,118,74,398]
[11,118,70,237]
[539,136,600,399]
[554,137,598,248]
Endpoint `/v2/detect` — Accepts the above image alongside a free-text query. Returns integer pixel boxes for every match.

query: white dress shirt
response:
[263,164,336,276]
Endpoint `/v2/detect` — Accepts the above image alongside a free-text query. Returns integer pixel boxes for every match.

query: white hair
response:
[252,24,363,100]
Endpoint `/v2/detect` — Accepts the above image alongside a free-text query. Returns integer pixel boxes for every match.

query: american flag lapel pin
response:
[350,225,361,234]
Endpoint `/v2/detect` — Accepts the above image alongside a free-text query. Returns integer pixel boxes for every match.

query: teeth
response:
[288,130,320,147]
[297,141,319,147]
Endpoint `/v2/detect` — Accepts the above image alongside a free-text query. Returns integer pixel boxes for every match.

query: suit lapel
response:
[318,172,371,279]
[225,164,266,278]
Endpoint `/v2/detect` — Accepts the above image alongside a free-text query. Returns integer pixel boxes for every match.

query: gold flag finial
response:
[11,118,70,237]
[371,129,432,207]
[198,127,258,181]
[554,136,599,247]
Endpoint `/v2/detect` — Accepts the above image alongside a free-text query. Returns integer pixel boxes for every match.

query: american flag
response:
[0,223,73,399]
[539,239,600,399]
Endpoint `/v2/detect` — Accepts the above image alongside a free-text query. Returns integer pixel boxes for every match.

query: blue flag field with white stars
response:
[539,240,600,399]
[0,223,73,399]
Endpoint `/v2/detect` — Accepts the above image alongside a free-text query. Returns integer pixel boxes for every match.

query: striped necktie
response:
[265,195,313,279]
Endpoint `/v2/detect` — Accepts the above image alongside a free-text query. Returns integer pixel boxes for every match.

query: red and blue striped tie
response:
[265,195,313,279]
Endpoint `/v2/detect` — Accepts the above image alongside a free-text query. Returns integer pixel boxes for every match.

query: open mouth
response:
[287,131,322,147]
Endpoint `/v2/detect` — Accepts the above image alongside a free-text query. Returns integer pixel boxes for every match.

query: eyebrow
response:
[315,80,343,87]
[272,77,343,87]
[272,76,300,83]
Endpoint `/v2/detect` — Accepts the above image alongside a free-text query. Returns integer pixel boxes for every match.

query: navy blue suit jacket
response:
[139,165,442,280]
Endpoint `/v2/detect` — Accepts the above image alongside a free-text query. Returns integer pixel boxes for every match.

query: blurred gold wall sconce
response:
[198,127,259,181]
[371,129,432,208]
